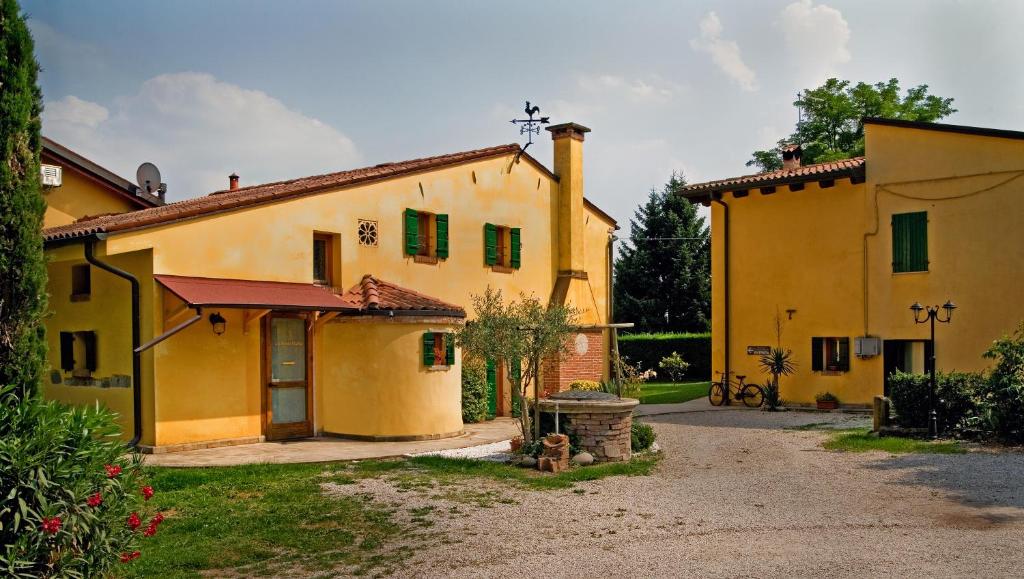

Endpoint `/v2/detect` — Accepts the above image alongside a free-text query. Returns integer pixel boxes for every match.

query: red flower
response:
[104,464,122,478]
[87,492,103,507]
[153,512,165,524]
[141,485,154,501]
[143,523,157,537]
[120,551,141,563]
[41,516,61,535]
[126,512,141,530]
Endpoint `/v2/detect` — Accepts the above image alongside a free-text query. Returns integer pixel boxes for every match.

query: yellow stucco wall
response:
[42,164,139,228]
[709,123,1024,405]
[319,320,463,438]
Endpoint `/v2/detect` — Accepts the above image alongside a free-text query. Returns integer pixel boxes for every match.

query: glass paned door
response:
[265,315,311,439]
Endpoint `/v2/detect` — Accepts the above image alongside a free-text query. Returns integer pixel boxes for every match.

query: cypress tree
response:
[0,0,47,398]
[614,173,710,333]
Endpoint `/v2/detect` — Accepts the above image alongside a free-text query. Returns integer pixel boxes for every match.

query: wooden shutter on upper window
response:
[445,334,455,365]
[405,209,419,256]
[811,337,823,372]
[838,337,850,372]
[59,332,74,371]
[510,227,521,269]
[892,212,928,272]
[422,332,435,366]
[484,223,498,265]
[435,214,449,259]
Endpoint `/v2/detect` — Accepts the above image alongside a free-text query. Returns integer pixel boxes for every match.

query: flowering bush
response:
[657,352,690,382]
[0,388,162,577]
[568,380,602,392]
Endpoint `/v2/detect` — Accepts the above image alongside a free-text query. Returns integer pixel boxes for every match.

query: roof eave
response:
[678,165,865,202]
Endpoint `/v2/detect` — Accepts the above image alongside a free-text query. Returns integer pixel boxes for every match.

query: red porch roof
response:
[155,275,353,312]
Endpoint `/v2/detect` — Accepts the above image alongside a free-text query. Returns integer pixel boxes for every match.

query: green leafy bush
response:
[0,389,161,576]
[460,358,489,423]
[630,421,656,452]
[657,352,690,382]
[815,391,839,403]
[976,326,1024,441]
[887,371,981,431]
[569,380,602,392]
[618,333,710,380]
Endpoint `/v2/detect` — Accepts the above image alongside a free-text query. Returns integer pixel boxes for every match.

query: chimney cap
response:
[546,122,591,141]
[229,172,239,178]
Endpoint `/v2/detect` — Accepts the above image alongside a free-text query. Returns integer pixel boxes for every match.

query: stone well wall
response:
[536,395,639,463]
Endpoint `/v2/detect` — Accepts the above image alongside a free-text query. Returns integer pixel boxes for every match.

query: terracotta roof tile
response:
[680,157,865,198]
[44,143,524,243]
[338,275,465,316]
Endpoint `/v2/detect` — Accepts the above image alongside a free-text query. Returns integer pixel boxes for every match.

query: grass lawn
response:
[821,428,965,454]
[637,381,710,404]
[123,455,658,577]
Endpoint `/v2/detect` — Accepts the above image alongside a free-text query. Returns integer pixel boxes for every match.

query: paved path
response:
[144,418,518,467]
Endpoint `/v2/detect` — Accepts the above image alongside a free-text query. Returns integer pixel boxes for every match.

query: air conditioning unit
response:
[855,336,882,358]
[41,164,62,187]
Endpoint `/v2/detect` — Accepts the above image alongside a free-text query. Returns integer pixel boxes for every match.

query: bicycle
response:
[708,371,765,408]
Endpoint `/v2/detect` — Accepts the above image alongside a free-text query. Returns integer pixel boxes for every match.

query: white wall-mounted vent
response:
[855,336,882,358]
[41,164,62,187]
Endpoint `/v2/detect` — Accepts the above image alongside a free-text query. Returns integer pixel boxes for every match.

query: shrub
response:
[657,352,690,382]
[618,332,710,380]
[757,347,795,411]
[815,391,839,403]
[631,421,656,452]
[0,389,161,576]
[888,370,982,431]
[977,326,1024,441]
[460,357,489,423]
[569,380,602,392]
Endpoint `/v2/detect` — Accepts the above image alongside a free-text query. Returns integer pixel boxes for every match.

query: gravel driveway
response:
[330,409,1024,578]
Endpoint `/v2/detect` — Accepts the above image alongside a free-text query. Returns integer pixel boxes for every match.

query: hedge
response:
[888,370,981,431]
[617,332,710,381]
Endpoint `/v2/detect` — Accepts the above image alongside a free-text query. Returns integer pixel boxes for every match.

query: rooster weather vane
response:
[510,101,550,154]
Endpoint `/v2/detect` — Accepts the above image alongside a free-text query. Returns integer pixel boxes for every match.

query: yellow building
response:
[41,123,616,452]
[681,118,1024,407]
[41,137,164,228]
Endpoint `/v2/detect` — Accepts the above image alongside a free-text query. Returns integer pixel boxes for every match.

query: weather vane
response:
[510,101,550,153]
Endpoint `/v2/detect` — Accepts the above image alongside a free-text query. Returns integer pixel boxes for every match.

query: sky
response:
[26,0,1024,235]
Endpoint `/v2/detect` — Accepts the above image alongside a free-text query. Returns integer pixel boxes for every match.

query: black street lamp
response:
[910,300,956,438]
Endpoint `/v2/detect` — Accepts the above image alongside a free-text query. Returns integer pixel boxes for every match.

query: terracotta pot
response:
[817,400,838,410]
[510,436,524,453]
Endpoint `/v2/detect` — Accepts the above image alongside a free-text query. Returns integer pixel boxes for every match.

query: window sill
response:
[427,365,451,372]
[414,255,439,265]
[70,294,90,302]
[490,265,515,274]
[820,370,846,376]
[892,270,929,276]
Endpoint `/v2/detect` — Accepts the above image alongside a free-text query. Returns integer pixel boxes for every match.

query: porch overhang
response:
[155,274,354,312]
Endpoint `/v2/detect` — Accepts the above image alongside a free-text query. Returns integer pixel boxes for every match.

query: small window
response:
[422,332,455,368]
[404,209,448,261]
[71,264,91,301]
[484,224,521,270]
[358,220,378,246]
[60,331,97,378]
[892,212,928,273]
[312,233,335,286]
[812,337,850,372]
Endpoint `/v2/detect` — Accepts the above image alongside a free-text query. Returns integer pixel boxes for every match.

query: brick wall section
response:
[541,329,605,397]
[564,411,633,462]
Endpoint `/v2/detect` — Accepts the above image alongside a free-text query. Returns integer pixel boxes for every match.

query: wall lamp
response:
[209,312,227,336]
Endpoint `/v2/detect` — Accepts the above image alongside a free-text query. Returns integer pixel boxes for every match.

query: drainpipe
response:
[84,237,142,448]
[712,197,730,405]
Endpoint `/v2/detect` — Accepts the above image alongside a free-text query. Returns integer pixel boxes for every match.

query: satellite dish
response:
[136,162,161,194]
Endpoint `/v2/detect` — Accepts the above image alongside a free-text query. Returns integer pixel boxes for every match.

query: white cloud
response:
[43,72,361,200]
[690,12,759,92]
[577,74,680,104]
[779,0,851,85]
[45,95,109,128]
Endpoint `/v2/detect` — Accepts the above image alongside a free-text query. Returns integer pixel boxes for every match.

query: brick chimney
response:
[781,144,802,171]
[229,173,239,190]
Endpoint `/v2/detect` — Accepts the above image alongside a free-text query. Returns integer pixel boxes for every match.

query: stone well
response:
[536,391,639,462]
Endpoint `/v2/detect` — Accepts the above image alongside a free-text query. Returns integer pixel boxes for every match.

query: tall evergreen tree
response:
[0,0,47,398]
[614,173,709,333]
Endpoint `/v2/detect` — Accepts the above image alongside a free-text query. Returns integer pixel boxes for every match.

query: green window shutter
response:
[445,333,455,365]
[811,337,823,372]
[82,331,98,372]
[436,214,449,259]
[486,359,497,417]
[838,338,850,372]
[59,332,74,371]
[892,212,928,272]
[422,332,435,366]
[484,223,497,265]
[510,227,521,269]
[405,209,419,256]
[511,359,521,382]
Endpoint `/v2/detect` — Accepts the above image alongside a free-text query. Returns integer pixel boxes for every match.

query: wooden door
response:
[264,314,312,440]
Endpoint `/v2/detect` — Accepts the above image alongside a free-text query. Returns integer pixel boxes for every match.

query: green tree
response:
[456,287,577,442]
[0,0,47,398]
[748,78,957,172]
[614,173,709,332]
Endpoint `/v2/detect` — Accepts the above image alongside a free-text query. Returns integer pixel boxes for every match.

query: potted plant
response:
[815,391,839,410]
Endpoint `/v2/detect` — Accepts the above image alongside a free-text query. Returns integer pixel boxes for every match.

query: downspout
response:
[84,237,143,448]
[712,197,730,405]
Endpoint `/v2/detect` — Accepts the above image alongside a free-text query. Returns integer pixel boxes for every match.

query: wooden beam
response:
[164,304,196,332]
[243,309,271,334]
[315,311,339,330]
